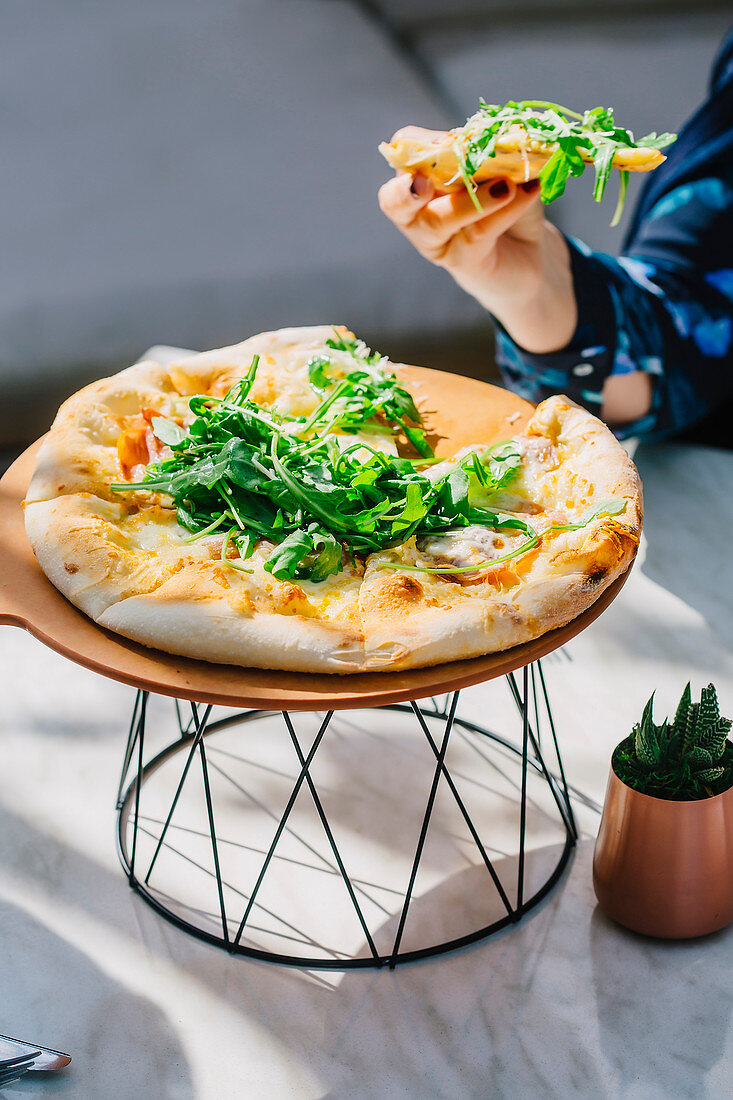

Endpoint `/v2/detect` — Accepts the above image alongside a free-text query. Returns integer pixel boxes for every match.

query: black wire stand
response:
[116,660,577,969]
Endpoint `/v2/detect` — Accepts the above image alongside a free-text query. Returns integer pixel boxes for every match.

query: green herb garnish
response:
[455,100,676,222]
[111,335,625,583]
[385,498,626,577]
[547,498,627,532]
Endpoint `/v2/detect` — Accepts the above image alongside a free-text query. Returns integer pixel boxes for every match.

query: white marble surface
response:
[1,441,732,1099]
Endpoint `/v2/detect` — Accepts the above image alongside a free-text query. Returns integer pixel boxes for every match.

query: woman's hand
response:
[378,127,578,354]
[380,127,653,425]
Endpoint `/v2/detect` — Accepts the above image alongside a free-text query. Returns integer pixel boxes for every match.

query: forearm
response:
[457,223,578,354]
[495,40,733,440]
[496,237,733,440]
[495,241,659,435]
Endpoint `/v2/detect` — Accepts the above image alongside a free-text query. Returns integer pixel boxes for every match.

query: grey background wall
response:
[2,1,731,448]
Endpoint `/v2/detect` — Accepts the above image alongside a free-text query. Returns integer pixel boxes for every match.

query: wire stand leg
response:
[144,702,214,885]
[507,670,577,842]
[538,659,578,838]
[389,691,460,967]
[198,735,229,947]
[128,691,148,885]
[232,710,335,950]
[408,700,514,920]
[516,668,529,912]
[281,714,380,961]
[116,689,142,809]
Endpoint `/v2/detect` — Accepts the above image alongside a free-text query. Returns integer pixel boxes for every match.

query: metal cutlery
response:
[0,1068,32,1089]
[0,1051,39,1090]
[0,1069,32,1085]
[0,1033,71,1073]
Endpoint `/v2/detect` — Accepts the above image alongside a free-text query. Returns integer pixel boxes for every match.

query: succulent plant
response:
[613,683,733,800]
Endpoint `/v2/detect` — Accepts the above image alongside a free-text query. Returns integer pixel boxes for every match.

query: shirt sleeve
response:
[495,38,733,441]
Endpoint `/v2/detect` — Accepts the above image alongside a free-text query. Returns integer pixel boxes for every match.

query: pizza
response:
[23,325,642,674]
[379,100,674,222]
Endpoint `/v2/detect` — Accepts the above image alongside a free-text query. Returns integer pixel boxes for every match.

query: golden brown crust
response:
[24,330,642,674]
[356,396,642,672]
[379,129,665,191]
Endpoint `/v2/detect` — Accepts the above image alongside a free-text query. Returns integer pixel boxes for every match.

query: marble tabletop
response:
[1,439,732,1099]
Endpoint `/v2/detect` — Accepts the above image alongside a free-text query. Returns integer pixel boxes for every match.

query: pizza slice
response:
[379,100,675,224]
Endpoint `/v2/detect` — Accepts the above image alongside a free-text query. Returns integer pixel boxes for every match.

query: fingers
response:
[436,183,543,265]
[378,172,436,229]
[379,158,544,276]
[500,181,545,243]
[379,172,519,240]
[377,124,450,227]
[419,177,520,240]
[401,177,525,262]
[389,125,448,144]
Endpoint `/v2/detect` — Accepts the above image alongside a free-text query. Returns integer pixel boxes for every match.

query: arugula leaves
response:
[456,99,676,223]
[111,337,625,584]
[386,497,627,577]
[151,416,187,447]
[484,441,522,488]
[264,525,342,582]
[547,498,626,532]
[306,333,431,456]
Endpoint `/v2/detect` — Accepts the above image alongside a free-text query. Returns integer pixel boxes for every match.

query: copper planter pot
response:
[593,767,733,939]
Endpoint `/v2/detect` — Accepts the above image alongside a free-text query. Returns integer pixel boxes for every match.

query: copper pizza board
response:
[0,368,630,711]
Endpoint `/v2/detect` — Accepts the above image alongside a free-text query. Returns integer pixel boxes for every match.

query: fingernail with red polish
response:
[521,179,540,193]
[410,174,430,198]
[489,179,509,198]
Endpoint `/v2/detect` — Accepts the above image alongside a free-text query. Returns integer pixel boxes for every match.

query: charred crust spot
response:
[400,575,423,599]
[585,566,607,588]
[64,562,79,574]
[382,574,424,603]
[230,588,254,614]
[265,581,311,616]
[280,583,306,606]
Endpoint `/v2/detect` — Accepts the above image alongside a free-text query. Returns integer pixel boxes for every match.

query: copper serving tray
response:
[0,368,629,710]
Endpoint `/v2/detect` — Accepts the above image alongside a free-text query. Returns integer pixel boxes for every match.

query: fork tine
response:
[0,1052,39,1070]
[0,1064,30,1078]
[0,1063,32,1088]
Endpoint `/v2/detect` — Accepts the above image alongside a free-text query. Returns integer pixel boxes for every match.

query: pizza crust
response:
[24,332,642,674]
[354,396,642,671]
[97,599,365,674]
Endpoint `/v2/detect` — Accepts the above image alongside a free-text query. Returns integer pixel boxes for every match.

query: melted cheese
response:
[417,526,527,571]
[120,507,363,623]
[120,508,189,551]
[424,445,478,484]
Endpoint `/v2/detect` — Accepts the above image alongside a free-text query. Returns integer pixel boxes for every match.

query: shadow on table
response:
[3,791,732,1097]
[0,896,194,1099]
[590,904,733,1097]
[0,787,576,1097]
[314,841,733,1099]
[0,788,571,1095]
[635,443,733,654]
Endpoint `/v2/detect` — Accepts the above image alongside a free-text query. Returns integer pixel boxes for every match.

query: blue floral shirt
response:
[496,34,733,440]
